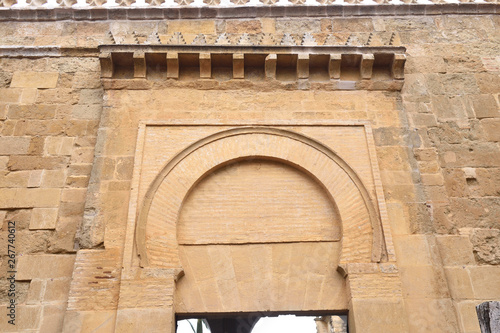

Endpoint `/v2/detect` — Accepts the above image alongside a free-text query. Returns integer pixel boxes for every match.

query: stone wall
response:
[0,5,499,333]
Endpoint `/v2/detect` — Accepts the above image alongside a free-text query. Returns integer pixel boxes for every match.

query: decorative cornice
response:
[98,43,406,90]
[0,3,498,22]
[0,0,498,8]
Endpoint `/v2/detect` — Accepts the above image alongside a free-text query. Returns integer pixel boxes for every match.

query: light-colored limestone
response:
[456,300,482,332]
[29,207,58,230]
[17,254,76,280]
[436,235,476,266]
[10,72,59,89]
[468,266,500,299]
[0,188,61,208]
[0,136,31,155]
[0,11,499,333]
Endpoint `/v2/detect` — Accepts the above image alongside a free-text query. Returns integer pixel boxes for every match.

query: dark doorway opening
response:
[176,312,348,333]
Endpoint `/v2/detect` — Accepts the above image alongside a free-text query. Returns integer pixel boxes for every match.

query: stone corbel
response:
[392,54,406,80]
[337,263,348,278]
[297,54,309,79]
[133,51,146,78]
[99,52,114,78]
[329,54,341,79]
[166,52,179,79]
[265,54,277,79]
[199,53,211,79]
[360,53,374,79]
[233,53,244,79]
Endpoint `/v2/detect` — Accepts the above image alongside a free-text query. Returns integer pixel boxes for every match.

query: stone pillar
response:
[114,268,183,333]
[476,301,500,333]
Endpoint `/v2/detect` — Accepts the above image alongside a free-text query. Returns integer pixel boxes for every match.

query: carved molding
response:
[99,43,406,88]
[1,0,498,8]
[134,126,391,268]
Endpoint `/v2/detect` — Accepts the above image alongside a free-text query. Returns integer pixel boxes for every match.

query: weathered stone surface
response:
[470,228,500,265]
[0,9,499,333]
[29,207,58,230]
[436,235,476,266]
[17,254,75,280]
[10,72,59,89]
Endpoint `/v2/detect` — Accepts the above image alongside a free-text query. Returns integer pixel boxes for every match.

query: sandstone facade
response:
[0,2,499,332]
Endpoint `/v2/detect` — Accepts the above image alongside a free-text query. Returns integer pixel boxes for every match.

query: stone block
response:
[0,156,8,170]
[400,265,450,298]
[470,228,500,265]
[0,210,6,226]
[21,88,38,104]
[26,279,44,305]
[61,188,87,203]
[10,72,59,89]
[376,146,411,171]
[436,235,475,266]
[413,148,437,161]
[431,95,468,121]
[449,197,500,230]
[421,173,444,186]
[8,155,69,171]
[0,170,30,188]
[226,19,262,34]
[348,272,403,298]
[481,118,500,142]
[17,254,75,280]
[0,188,61,208]
[40,304,66,333]
[72,104,102,120]
[168,20,215,34]
[28,170,43,188]
[29,208,58,230]
[0,88,22,103]
[63,310,116,333]
[70,147,95,164]
[0,305,41,331]
[469,94,500,119]
[457,301,482,333]
[469,266,500,299]
[443,267,474,299]
[115,308,174,333]
[44,278,71,302]
[380,170,413,186]
[41,169,66,187]
[409,113,438,127]
[406,298,459,333]
[476,73,500,94]
[443,168,467,197]
[78,89,103,105]
[44,136,75,156]
[393,235,434,267]
[0,136,31,155]
[351,298,407,333]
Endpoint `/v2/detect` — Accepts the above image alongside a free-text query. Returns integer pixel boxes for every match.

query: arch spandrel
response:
[135,127,387,268]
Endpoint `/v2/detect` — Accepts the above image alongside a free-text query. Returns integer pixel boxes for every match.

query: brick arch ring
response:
[135,127,388,267]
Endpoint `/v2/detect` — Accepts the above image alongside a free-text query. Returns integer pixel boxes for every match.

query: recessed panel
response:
[178,159,341,245]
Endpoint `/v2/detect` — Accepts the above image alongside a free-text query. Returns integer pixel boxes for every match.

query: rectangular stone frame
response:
[113,119,403,333]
